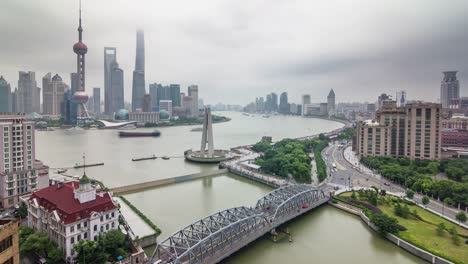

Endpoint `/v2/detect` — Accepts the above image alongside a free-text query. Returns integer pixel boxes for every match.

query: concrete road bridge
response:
[149,184,330,264]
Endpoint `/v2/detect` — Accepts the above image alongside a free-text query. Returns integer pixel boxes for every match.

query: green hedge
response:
[119,196,161,237]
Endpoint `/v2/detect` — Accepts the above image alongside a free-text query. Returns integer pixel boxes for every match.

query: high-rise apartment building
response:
[110,62,124,112]
[170,84,181,107]
[271,93,278,112]
[183,95,194,117]
[377,93,392,110]
[279,92,289,114]
[0,114,49,207]
[17,71,40,114]
[301,94,311,116]
[440,71,460,108]
[0,76,12,112]
[159,100,173,117]
[142,94,152,112]
[188,85,199,117]
[396,90,407,107]
[354,101,442,160]
[104,48,124,114]
[93,88,101,114]
[132,30,146,111]
[327,89,336,116]
[42,73,66,117]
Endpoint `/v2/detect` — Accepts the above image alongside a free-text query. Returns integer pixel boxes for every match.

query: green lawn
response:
[339,192,468,264]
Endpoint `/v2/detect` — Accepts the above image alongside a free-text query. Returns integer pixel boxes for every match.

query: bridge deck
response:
[149,184,331,264]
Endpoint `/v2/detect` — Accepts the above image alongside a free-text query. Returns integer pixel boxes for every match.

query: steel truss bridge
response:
[150,184,330,264]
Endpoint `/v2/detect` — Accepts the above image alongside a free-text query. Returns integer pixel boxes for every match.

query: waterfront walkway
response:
[220,148,288,187]
[116,197,154,240]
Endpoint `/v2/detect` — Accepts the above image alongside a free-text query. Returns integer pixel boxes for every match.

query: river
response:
[35,112,424,263]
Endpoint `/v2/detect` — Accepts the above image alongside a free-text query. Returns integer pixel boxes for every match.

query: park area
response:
[336,190,468,264]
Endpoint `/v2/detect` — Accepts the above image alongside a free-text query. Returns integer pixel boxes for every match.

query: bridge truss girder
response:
[151,206,268,264]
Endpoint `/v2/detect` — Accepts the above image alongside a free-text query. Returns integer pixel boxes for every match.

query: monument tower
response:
[200,107,214,157]
[72,0,90,120]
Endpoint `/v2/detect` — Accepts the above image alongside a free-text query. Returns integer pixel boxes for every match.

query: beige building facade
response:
[354,101,442,160]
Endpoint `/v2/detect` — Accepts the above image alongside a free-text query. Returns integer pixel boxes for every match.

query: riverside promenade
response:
[110,169,228,195]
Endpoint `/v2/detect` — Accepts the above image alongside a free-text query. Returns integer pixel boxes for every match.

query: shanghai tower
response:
[132,30,146,111]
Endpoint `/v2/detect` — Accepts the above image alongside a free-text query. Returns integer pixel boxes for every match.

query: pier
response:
[110,169,228,195]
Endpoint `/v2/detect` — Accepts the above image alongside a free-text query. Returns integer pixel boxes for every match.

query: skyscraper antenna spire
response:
[78,0,83,41]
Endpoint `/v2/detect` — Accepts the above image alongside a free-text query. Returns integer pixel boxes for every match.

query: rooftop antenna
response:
[82,153,87,177]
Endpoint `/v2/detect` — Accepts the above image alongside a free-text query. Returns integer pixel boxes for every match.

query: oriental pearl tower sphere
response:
[72,0,90,119]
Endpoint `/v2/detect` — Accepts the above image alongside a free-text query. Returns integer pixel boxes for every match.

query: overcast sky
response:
[1,0,467,105]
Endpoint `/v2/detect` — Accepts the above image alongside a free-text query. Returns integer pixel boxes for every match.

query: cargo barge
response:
[119,130,161,138]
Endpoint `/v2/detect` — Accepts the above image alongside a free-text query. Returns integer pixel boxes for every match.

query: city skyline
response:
[1,0,467,105]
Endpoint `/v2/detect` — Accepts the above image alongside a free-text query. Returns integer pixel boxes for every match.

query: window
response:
[71,237,75,244]
[100,226,103,232]
[0,236,13,253]
[100,216,103,221]
[94,225,97,231]
[84,222,87,227]
[106,224,109,230]
[71,226,75,232]
[2,257,13,264]
[106,214,109,220]
[111,212,115,218]
[77,223,81,230]
[84,233,87,239]
[77,235,81,241]
[111,222,115,228]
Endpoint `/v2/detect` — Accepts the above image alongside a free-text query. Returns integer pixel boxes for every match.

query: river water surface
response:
[36,112,423,263]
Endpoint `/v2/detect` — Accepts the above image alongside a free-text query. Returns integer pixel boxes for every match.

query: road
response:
[323,143,466,224]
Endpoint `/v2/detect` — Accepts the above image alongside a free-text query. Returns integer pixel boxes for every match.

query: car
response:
[384,182,390,186]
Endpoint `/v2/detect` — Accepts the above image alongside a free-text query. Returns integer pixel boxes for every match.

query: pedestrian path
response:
[116,197,154,239]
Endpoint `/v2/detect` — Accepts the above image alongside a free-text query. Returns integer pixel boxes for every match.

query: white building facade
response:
[26,180,119,260]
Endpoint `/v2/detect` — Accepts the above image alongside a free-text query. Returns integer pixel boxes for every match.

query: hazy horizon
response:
[1,0,467,105]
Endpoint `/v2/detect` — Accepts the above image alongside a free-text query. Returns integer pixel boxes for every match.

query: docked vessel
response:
[119,130,161,138]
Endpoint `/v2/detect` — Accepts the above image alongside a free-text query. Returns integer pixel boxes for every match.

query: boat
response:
[262,115,270,118]
[190,127,203,132]
[162,156,170,160]
[119,130,161,138]
[132,155,157,161]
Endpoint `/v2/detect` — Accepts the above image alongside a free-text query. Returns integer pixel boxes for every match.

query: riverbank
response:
[332,192,467,264]
[144,115,231,128]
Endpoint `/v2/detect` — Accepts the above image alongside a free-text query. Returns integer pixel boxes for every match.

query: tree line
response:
[361,156,468,208]
[253,135,329,184]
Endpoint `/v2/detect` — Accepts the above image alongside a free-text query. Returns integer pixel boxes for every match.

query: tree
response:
[368,191,378,206]
[449,227,461,245]
[455,212,467,225]
[18,202,28,218]
[19,226,34,245]
[370,213,400,235]
[101,230,128,261]
[406,189,414,199]
[20,231,63,263]
[422,195,430,207]
[47,247,65,264]
[74,240,108,264]
[436,223,446,236]
[351,191,357,200]
[20,232,51,258]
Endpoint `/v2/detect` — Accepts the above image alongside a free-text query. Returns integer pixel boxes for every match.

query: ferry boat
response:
[119,130,161,138]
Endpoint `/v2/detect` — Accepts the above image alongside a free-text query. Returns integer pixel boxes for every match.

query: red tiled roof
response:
[31,181,116,224]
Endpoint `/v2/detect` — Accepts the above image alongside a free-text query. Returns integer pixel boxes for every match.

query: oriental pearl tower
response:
[72,0,90,120]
